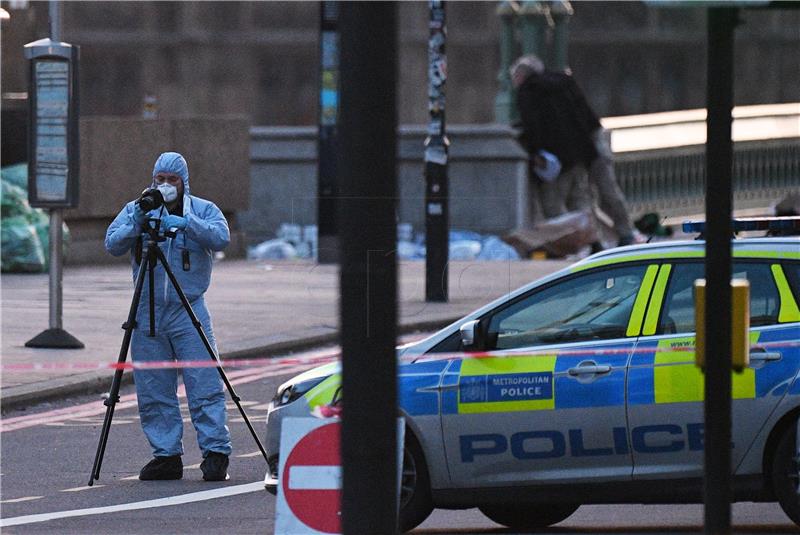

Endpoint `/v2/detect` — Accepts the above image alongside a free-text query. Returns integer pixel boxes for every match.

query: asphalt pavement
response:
[0,257,571,411]
[0,363,311,534]
[4,217,794,534]
[2,357,795,534]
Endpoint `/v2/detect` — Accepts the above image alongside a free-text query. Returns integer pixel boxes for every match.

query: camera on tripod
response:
[136,188,165,212]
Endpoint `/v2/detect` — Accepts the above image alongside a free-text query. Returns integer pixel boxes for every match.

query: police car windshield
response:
[488,265,647,350]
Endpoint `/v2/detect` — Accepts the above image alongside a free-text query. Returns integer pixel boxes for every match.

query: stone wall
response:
[2,2,798,127]
[242,125,529,247]
[64,116,250,264]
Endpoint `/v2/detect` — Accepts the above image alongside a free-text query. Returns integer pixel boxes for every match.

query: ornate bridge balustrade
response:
[608,103,799,216]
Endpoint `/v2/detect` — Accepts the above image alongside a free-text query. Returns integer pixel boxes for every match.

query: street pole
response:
[48,0,64,338]
[49,0,60,41]
[25,0,83,349]
[704,7,738,534]
[424,0,449,303]
[317,1,340,264]
[49,0,65,333]
[338,2,398,534]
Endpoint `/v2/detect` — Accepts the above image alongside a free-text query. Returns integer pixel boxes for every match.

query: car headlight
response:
[273,376,328,408]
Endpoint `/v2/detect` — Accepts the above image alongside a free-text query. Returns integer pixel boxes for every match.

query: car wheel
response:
[771,420,800,526]
[399,433,434,533]
[479,503,579,531]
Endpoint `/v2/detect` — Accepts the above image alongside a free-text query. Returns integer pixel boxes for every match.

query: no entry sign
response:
[275,418,342,534]
[274,417,405,535]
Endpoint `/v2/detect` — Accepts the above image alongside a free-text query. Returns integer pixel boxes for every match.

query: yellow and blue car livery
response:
[264,236,800,530]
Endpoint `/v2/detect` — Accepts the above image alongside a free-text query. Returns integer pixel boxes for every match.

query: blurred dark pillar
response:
[703,7,738,535]
[338,2,399,534]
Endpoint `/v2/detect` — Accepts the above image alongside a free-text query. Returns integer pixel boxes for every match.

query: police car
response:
[265,224,800,532]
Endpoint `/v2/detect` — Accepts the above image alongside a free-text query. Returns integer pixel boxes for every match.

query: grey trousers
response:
[589,128,634,239]
[537,163,594,219]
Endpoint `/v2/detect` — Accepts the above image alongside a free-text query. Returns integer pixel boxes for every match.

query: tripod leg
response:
[148,253,156,336]
[88,247,151,486]
[152,246,269,463]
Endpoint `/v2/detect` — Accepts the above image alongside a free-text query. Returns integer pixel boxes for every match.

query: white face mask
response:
[156,183,178,203]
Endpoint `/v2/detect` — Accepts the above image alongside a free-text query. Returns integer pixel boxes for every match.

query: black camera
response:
[136,188,164,212]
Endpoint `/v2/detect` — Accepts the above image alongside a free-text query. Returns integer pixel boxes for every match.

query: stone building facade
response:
[2,1,798,129]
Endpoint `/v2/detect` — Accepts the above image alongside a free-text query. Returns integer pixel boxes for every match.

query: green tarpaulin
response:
[1,164,69,273]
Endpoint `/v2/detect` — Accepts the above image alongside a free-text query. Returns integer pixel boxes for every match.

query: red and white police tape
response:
[1,340,797,372]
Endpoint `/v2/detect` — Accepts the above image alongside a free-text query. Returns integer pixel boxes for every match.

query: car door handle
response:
[568,365,612,376]
[749,352,781,363]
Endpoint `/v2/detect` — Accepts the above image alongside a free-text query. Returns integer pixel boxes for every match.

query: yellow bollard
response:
[694,278,750,372]
[694,279,706,369]
[730,279,750,372]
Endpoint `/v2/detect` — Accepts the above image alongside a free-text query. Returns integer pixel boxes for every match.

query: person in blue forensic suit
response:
[105,152,232,481]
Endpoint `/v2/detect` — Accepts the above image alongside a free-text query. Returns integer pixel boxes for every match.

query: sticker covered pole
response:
[317,1,340,264]
[425,0,449,302]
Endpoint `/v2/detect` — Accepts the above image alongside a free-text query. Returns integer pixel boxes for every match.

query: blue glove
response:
[161,214,188,231]
[133,204,148,224]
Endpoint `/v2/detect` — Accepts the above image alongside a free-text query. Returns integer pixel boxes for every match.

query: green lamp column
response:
[494,1,519,123]
[518,1,549,56]
[550,0,573,71]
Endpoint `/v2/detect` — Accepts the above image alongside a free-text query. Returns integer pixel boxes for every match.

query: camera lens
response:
[137,188,164,212]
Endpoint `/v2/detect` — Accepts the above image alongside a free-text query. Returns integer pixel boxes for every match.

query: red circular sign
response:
[282,422,341,533]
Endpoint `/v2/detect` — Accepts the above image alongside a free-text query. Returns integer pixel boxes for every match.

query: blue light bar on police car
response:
[682,216,800,234]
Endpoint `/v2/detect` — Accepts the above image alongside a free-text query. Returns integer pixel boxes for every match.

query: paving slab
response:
[1,258,569,410]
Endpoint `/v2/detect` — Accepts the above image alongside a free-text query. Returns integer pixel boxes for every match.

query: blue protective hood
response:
[152,152,190,195]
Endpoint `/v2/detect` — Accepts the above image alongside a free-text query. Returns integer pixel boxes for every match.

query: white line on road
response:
[0,481,264,527]
[60,485,105,492]
[1,496,43,504]
[235,451,262,458]
[1,364,312,433]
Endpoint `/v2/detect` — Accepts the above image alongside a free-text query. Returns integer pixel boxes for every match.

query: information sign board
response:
[25,39,80,208]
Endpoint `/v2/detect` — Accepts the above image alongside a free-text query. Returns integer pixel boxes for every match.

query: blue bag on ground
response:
[477,236,521,261]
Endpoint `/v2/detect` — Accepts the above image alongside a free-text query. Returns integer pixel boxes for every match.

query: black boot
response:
[617,233,635,247]
[201,451,229,481]
[139,455,183,480]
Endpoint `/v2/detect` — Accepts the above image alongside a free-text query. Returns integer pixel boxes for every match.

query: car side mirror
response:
[460,320,483,351]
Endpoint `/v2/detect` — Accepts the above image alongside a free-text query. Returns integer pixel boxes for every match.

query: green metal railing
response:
[615,137,800,216]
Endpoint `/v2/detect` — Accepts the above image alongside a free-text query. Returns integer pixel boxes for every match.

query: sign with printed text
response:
[459,372,553,403]
[24,39,80,208]
[457,356,557,414]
